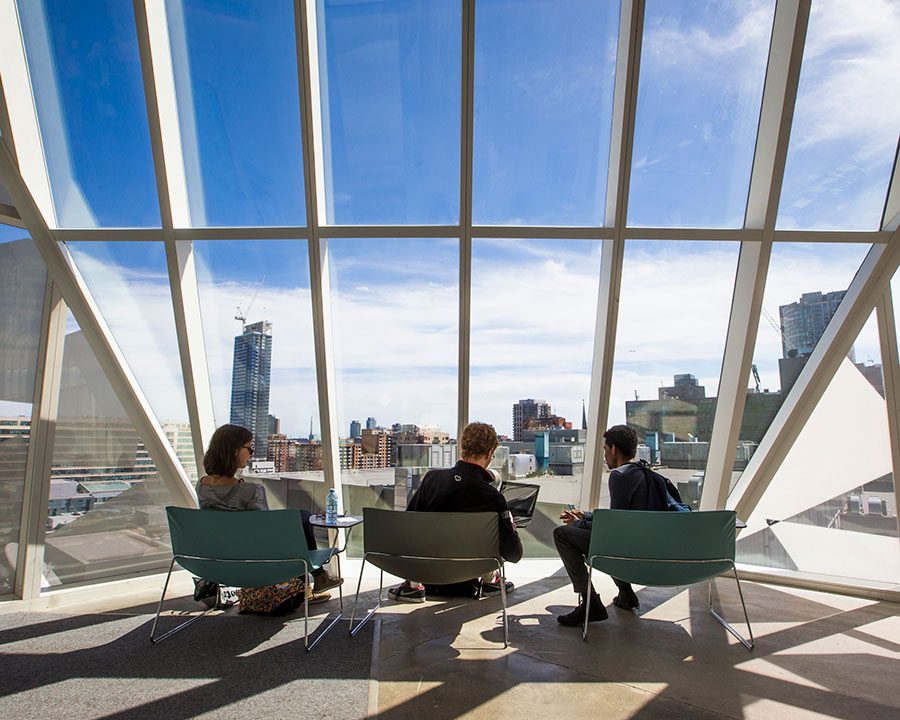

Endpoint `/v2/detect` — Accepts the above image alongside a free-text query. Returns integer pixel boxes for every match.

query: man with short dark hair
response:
[553,424,645,626]
[388,422,523,602]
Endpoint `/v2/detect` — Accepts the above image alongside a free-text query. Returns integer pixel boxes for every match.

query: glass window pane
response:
[472,0,618,226]
[732,243,870,490]
[316,0,460,224]
[737,309,898,585]
[46,311,177,588]
[608,240,739,501]
[628,0,773,228]
[192,239,319,466]
[165,0,307,227]
[16,0,161,227]
[330,238,458,552]
[777,1,900,230]
[470,238,601,556]
[0,227,46,595]
[64,241,195,478]
[724,243,871,516]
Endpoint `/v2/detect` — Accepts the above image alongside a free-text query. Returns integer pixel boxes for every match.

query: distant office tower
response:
[350,420,361,438]
[230,320,273,459]
[366,416,377,430]
[512,398,551,442]
[779,291,846,358]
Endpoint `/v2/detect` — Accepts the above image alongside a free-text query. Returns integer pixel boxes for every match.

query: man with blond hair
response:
[388,422,523,602]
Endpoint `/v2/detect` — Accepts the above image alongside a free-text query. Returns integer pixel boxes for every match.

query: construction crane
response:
[760,306,786,347]
[751,363,761,393]
[235,275,266,330]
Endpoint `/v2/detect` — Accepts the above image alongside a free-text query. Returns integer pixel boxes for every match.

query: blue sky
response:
[5,0,899,439]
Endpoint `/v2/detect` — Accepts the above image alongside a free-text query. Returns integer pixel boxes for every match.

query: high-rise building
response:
[350,420,361,438]
[778,290,860,394]
[779,291,847,358]
[366,416,377,430]
[162,420,198,481]
[230,320,273,459]
[512,398,551,441]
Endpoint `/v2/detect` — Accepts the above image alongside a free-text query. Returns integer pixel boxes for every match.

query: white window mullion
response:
[15,278,66,600]
[0,0,55,226]
[133,0,216,474]
[875,287,900,553]
[296,0,343,521]
[581,0,643,511]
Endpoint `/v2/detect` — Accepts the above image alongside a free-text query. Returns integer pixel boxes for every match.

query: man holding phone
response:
[553,424,645,627]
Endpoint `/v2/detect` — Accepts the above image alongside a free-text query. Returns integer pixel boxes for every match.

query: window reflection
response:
[736,309,898,585]
[0,231,45,594]
[44,316,176,588]
[16,0,160,227]
[64,241,193,477]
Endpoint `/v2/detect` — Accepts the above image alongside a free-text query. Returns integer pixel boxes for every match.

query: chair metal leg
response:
[150,557,214,644]
[350,561,382,637]
[303,560,344,651]
[498,563,509,648]
[707,567,754,650]
[583,563,593,641]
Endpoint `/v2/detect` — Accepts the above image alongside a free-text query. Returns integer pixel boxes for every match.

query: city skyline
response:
[0,0,894,439]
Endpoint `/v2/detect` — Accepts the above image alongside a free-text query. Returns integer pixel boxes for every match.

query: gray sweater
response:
[195,479,268,511]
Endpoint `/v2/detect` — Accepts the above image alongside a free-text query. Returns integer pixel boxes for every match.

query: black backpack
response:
[637,460,691,512]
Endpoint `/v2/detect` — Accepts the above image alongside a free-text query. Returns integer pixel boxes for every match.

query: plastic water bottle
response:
[326,488,338,524]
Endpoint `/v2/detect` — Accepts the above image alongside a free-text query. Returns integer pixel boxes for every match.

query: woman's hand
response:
[559,508,584,526]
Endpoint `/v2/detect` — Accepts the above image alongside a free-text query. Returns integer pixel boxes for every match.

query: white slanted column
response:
[296,0,343,554]
[702,0,810,511]
[0,138,197,509]
[582,0,643,511]
[133,0,216,473]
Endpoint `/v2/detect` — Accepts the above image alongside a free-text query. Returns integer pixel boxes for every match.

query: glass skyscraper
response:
[230,321,273,460]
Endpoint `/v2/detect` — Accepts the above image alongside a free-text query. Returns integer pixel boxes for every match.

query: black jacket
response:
[407,460,523,563]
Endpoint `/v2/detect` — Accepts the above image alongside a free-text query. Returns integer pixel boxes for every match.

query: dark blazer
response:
[575,461,648,531]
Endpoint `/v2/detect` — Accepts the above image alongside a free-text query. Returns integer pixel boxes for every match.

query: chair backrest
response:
[587,509,736,587]
[500,481,540,527]
[166,506,311,588]
[362,507,501,585]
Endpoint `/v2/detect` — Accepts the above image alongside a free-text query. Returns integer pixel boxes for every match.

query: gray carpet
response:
[0,605,374,719]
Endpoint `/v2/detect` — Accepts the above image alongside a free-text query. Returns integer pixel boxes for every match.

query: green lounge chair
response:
[151,506,341,650]
[585,509,753,649]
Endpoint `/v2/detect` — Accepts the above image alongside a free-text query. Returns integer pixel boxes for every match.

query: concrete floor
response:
[4,558,899,719]
[361,559,900,719]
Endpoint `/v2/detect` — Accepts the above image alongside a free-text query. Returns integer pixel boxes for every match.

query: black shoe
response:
[557,595,608,626]
[388,581,426,603]
[613,592,640,611]
[482,579,514,595]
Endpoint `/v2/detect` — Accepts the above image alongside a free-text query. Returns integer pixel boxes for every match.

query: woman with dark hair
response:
[197,424,343,611]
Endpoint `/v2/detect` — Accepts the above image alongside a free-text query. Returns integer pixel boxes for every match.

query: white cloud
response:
[791,0,900,152]
[643,2,773,66]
